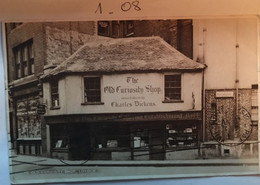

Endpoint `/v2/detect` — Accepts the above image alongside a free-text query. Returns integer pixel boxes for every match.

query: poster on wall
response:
[16,96,41,139]
[2,1,260,184]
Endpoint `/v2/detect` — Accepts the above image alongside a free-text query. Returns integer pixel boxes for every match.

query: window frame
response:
[124,20,134,37]
[50,79,60,109]
[210,103,217,121]
[97,21,110,37]
[97,20,134,38]
[13,39,34,79]
[163,73,183,103]
[82,76,104,105]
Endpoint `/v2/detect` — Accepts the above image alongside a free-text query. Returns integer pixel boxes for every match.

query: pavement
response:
[9,154,260,184]
[10,154,259,166]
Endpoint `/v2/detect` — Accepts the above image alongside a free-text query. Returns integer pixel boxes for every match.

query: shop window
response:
[166,122,198,148]
[50,80,59,108]
[84,77,101,103]
[94,125,130,149]
[132,128,149,149]
[13,39,34,79]
[164,74,182,101]
[16,96,41,139]
[51,124,69,149]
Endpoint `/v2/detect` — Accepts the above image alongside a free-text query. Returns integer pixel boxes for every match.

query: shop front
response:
[46,111,202,160]
[15,95,42,156]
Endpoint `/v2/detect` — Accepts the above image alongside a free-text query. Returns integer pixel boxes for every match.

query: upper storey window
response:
[164,74,182,101]
[50,79,59,108]
[13,40,34,79]
[84,77,101,103]
[98,20,134,38]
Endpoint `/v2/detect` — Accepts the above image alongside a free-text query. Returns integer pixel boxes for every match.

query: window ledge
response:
[81,102,104,105]
[50,106,60,110]
[162,100,184,103]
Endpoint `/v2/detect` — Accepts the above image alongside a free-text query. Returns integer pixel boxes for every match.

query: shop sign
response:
[37,104,46,115]
[45,111,202,124]
[216,91,234,98]
[103,75,162,109]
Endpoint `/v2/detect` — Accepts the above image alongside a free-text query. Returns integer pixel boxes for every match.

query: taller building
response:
[193,18,258,158]
[6,22,97,156]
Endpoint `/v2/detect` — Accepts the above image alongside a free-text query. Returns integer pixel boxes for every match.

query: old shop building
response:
[41,37,205,160]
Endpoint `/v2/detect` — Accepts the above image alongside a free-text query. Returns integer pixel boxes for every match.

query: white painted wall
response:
[193,18,258,89]
[44,72,203,115]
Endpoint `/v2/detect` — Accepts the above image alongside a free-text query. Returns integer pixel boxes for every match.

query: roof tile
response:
[42,36,205,79]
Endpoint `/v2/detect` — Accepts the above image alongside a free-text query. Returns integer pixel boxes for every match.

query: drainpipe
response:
[235,20,240,130]
[235,44,239,130]
[197,21,207,156]
[202,26,207,142]
[257,16,260,172]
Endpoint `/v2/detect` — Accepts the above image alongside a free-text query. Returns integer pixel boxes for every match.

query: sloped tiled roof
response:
[42,36,205,79]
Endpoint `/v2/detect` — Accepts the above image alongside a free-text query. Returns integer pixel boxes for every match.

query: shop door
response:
[70,124,91,160]
[149,126,165,160]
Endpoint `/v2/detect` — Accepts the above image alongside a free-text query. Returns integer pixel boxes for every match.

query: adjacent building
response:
[6,21,97,155]
[193,18,258,158]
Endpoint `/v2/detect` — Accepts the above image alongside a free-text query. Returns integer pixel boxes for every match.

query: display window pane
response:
[16,96,41,139]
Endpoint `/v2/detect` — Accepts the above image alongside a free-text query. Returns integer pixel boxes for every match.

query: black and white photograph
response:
[4,18,259,184]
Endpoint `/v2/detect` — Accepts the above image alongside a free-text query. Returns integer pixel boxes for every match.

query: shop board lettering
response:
[45,111,202,124]
[104,76,161,108]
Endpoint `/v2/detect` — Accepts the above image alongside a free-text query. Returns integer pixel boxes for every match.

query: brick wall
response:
[205,89,258,142]
[44,23,99,67]
[133,20,178,49]
[6,21,96,156]
[132,20,193,58]
[6,21,97,81]
[6,23,46,82]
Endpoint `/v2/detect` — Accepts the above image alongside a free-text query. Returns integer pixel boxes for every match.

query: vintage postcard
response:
[4,18,259,184]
